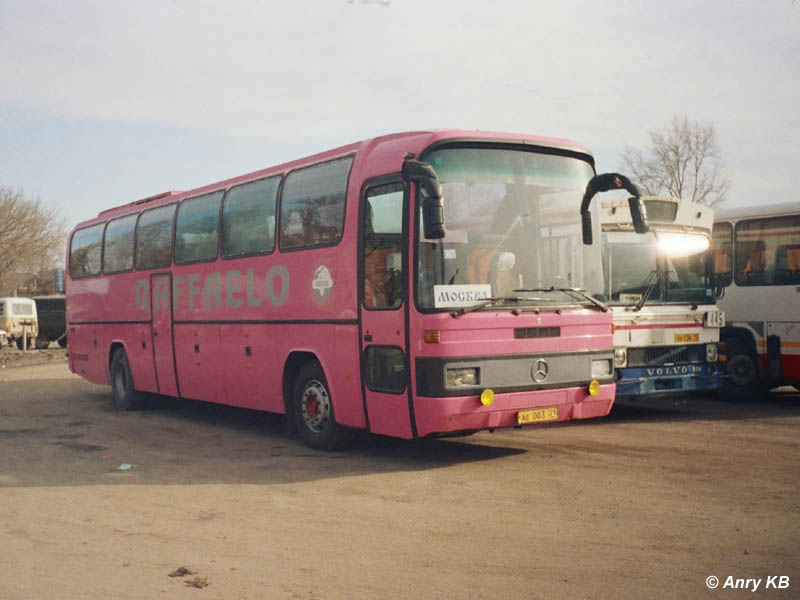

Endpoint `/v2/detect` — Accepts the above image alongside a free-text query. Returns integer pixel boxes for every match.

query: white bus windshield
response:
[602,230,714,306]
[416,147,602,310]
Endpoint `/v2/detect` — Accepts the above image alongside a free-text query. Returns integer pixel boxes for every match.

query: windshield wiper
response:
[633,270,660,312]
[450,296,529,318]
[514,287,609,312]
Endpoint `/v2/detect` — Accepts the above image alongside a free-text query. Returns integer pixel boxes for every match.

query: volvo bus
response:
[709,202,800,397]
[66,130,623,449]
[588,192,723,398]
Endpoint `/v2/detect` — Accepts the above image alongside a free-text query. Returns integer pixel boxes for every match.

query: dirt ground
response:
[1,353,799,599]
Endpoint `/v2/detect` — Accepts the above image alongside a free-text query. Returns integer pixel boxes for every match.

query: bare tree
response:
[0,187,67,295]
[621,116,730,207]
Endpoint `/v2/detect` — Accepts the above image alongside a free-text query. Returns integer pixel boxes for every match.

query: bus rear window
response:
[70,223,104,278]
[279,156,353,250]
[136,204,176,269]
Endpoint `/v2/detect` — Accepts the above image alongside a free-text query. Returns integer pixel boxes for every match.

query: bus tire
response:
[110,348,147,411]
[722,337,765,401]
[292,361,354,451]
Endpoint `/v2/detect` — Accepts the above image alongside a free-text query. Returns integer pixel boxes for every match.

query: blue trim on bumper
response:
[616,363,723,397]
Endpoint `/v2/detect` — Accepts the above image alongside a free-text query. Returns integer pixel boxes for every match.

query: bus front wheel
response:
[110,348,147,411]
[292,361,354,451]
[723,337,766,401]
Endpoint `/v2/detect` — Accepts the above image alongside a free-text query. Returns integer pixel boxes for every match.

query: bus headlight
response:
[613,348,627,368]
[591,359,613,378]
[446,367,479,388]
[706,343,718,362]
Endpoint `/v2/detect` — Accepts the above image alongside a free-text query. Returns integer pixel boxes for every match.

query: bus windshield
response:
[602,230,714,306]
[416,147,602,310]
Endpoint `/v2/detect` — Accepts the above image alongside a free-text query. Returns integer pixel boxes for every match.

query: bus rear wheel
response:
[292,361,354,450]
[722,337,766,401]
[110,348,147,410]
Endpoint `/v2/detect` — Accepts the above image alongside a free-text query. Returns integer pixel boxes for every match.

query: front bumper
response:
[413,383,616,437]
[615,363,723,397]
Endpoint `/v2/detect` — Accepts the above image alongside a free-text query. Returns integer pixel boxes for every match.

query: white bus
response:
[710,202,800,397]
[592,192,724,398]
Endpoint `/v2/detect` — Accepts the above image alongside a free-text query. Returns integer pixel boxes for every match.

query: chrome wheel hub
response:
[301,379,330,433]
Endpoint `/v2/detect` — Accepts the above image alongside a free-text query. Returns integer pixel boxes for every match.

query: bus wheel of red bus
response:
[292,361,354,450]
[110,348,147,411]
[723,337,765,401]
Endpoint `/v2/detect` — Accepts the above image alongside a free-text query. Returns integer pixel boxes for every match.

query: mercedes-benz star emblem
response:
[531,358,549,383]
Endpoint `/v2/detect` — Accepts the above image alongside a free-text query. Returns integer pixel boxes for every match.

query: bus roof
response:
[74,129,593,229]
[714,201,799,222]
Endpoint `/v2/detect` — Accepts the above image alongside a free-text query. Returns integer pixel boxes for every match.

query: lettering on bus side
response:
[134,266,290,314]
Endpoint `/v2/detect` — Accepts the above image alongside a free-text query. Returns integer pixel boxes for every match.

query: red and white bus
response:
[66,130,618,449]
[592,193,723,398]
[710,202,800,397]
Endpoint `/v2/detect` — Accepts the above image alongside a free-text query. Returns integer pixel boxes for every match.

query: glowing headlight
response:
[446,367,479,387]
[613,348,627,368]
[706,343,718,362]
[591,359,613,378]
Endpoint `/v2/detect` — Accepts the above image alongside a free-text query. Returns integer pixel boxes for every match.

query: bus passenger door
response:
[359,181,414,438]
[150,273,179,397]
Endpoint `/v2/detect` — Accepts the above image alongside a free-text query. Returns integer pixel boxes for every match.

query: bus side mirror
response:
[580,172,643,244]
[403,160,445,239]
[628,196,650,234]
[581,211,594,245]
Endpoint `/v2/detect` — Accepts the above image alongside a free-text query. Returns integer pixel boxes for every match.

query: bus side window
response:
[222,176,279,258]
[363,183,404,309]
[279,156,353,251]
[710,222,733,287]
[135,204,176,270]
[775,244,800,284]
[104,214,137,273]
[70,223,105,278]
[742,241,766,284]
[175,191,223,264]
[734,214,800,287]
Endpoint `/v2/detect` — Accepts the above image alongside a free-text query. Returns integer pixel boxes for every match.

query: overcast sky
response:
[1,0,798,232]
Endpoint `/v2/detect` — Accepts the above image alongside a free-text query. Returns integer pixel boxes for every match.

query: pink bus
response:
[66,130,617,449]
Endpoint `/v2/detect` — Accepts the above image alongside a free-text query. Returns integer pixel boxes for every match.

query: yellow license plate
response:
[674,333,700,343]
[517,407,559,425]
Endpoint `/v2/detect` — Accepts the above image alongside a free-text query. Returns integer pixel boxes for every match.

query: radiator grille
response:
[628,344,705,366]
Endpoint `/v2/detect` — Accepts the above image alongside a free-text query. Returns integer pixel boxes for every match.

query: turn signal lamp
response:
[480,389,495,406]
[424,330,441,344]
[588,379,601,396]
